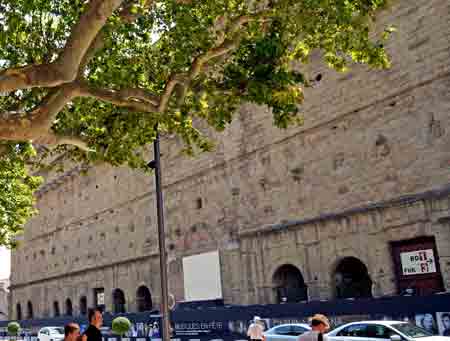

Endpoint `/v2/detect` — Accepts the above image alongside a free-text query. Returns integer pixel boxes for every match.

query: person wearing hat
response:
[298,314,330,341]
[247,316,265,341]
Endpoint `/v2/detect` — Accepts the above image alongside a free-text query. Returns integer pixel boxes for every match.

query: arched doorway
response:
[112,289,126,314]
[79,296,87,316]
[136,286,152,312]
[273,264,308,303]
[334,257,373,299]
[53,301,60,317]
[27,301,33,319]
[16,303,22,320]
[66,298,73,316]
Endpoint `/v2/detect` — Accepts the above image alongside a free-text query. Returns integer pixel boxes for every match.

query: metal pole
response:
[153,130,171,341]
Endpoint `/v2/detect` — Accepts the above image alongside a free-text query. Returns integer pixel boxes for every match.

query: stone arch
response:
[136,285,152,312]
[333,256,373,299]
[79,296,87,316]
[53,300,60,317]
[272,264,308,303]
[16,302,22,320]
[112,288,126,314]
[27,301,34,319]
[65,298,73,316]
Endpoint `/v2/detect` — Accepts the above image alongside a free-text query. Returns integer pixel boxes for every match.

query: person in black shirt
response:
[82,308,103,341]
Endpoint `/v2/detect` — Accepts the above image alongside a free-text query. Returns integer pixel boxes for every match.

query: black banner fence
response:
[1,293,449,341]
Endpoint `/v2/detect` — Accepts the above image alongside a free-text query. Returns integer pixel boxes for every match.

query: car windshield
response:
[391,323,433,338]
[50,328,64,335]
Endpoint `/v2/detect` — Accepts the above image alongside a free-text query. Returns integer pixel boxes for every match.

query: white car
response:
[327,321,449,341]
[37,327,65,341]
[264,323,312,341]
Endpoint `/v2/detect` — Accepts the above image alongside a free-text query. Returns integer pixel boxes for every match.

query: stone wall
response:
[9,0,450,319]
[237,190,450,304]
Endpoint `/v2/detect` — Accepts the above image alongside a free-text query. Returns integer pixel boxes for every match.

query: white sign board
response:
[400,249,436,275]
[183,250,222,301]
[97,292,105,305]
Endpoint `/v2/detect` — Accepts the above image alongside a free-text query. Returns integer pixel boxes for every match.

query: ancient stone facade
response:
[9,0,450,320]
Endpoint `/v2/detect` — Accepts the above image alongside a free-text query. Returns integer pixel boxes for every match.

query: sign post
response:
[149,129,171,341]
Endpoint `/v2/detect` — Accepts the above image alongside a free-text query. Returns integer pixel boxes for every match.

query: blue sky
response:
[0,247,10,279]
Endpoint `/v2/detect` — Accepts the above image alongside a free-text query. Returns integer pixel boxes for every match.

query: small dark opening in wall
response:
[114,175,118,180]
[375,134,388,146]
[196,198,202,209]
[315,74,322,82]
[95,185,99,189]
[169,244,175,250]
[390,101,397,107]
[191,225,197,233]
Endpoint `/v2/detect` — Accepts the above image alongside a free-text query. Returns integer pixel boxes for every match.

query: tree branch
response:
[158,75,185,112]
[54,135,91,151]
[55,0,124,78]
[77,82,159,113]
[78,0,154,77]
[0,84,78,142]
[0,0,124,94]
[160,13,269,111]
[30,84,80,130]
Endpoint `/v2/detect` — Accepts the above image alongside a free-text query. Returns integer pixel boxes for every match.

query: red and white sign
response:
[400,249,437,275]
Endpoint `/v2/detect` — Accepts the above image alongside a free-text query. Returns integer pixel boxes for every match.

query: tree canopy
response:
[0,0,394,247]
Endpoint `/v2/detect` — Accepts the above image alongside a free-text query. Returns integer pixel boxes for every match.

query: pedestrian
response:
[298,314,330,341]
[81,308,103,341]
[247,316,264,341]
[64,323,80,341]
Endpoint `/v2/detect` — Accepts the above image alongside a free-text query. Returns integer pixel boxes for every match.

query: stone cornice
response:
[9,252,159,290]
[239,183,450,237]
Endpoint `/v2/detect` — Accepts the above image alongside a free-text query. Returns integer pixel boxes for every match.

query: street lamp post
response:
[148,129,171,341]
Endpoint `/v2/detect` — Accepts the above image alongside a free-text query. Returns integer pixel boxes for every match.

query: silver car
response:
[264,323,312,341]
[37,327,64,341]
[327,321,450,341]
